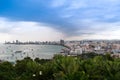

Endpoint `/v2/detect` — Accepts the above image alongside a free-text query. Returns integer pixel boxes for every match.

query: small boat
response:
[15,51,22,53]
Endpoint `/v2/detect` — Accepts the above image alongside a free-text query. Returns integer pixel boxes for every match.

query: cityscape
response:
[5,40,65,45]
[63,40,120,57]
[1,0,120,80]
[5,39,120,58]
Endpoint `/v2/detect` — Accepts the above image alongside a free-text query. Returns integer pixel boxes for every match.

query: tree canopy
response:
[0,53,120,80]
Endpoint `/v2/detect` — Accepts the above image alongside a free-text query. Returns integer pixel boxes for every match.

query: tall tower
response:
[60,39,64,45]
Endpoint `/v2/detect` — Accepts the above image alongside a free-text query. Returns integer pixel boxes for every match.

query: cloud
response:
[1,0,120,41]
[65,0,87,10]
[65,19,120,40]
[50,0,120,20]
[51,0,66,8]
[0,17,64,42]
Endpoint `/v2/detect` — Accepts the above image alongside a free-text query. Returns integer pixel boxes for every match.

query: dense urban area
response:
[63,40,120,57]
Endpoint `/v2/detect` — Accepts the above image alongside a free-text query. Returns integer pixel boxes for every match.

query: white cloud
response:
[65,19,120,40]
[1,0,120,42]
[65,0,87,10]
[50,0,120,21]
[51,0,87,9]
[0,17,64,42]
[51,0,66,8]
[1,17,119,42]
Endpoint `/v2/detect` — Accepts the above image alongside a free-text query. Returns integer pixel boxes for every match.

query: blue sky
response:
[0,0,120,42]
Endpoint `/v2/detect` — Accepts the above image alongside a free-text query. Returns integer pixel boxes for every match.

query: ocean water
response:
[0,44,64,62]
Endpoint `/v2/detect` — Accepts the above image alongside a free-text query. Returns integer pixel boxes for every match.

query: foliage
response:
[0,53,120,80]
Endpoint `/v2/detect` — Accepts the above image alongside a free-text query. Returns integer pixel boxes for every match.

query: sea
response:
[0,44,64,62]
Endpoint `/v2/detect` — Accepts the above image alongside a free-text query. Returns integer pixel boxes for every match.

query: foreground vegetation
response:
[0,53,120,80]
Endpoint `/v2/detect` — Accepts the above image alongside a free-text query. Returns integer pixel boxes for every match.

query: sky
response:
[0,0,120,42]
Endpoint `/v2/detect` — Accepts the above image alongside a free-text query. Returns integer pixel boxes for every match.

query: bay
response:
[0,44,64,62]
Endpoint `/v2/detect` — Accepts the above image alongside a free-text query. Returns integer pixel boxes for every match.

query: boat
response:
[14,51,22,53]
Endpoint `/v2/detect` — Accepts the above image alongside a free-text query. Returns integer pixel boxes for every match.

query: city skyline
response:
[0,0,120,42]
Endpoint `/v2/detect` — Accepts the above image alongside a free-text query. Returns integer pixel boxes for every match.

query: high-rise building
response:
[16,40,19,44]
[60,39,64,45]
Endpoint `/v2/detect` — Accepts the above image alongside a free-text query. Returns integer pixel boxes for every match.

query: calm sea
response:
[0,44,64,62]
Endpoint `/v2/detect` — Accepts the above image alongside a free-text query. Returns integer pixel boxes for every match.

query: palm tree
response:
[53,55,88,80]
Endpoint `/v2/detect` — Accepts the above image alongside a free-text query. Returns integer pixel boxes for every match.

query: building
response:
[60,40,64,45]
